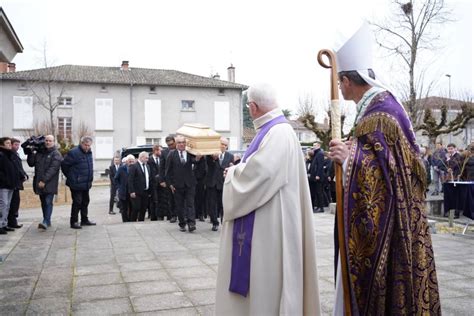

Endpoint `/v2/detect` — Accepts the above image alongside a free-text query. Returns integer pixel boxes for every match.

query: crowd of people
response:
[109,134,240,233]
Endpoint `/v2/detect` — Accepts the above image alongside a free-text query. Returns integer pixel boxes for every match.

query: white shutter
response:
[95,98,113,130]
[214,101,230,131]
[144,99,162,130]
[228,136,238,150]
[95,136,113,159]
[136,136,146,146]
[13,96,33,129]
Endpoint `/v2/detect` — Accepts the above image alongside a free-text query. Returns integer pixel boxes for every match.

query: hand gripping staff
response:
[317,49,352,316]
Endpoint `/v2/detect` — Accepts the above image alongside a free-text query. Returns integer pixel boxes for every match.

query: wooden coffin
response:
[176,123,221,155]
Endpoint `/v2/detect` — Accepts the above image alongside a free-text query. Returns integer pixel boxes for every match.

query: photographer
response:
[26,135,63,230]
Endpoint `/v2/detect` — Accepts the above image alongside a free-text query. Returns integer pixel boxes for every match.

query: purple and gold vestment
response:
[343,91,441,315]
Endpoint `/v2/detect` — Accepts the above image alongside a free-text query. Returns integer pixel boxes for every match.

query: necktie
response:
[220,153,224,166]
[180,151,185,164]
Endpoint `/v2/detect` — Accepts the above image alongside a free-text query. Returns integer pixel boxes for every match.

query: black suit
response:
[309,148,325,209]
[206,152,233,225]
[160,147,175,219]
[194,158,207,220]
[128,162,152,221]
[166,150,198,228]
[108,163,120,213]
[148,154,167,220]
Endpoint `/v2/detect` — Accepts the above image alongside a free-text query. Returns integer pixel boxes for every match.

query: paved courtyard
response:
[0,186,473,315]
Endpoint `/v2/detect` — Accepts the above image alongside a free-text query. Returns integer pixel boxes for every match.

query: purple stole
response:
[229,115,288,297]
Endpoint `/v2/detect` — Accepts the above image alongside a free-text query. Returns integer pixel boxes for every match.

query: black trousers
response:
[162,187,175,219]
[194,180,206,219]
[8,189,20,226]
[312,181,325,208]
[70,189,90,225]
[150,185,168,220]
[130,191,150,221]
[174,186,196,227]
[109,184,118,213]
[206,186,221,226]
[118,198,131,222]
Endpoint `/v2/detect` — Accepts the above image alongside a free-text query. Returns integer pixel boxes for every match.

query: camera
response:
[21,135,47,155]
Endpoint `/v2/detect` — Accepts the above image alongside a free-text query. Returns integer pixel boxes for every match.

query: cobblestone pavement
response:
[0,186,473,315]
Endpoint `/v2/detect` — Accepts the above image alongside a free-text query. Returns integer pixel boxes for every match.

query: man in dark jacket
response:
[27,135,62,230]
[8,138,28,229]
[108,157,121,215]
[205,137,233,231]
[309,142,325,213]
[0,137,20,235]
[160,135,177,222]
[128,151,152,221]
[165,135,201,232]
[61,136,95,229]
[115,155,135,222]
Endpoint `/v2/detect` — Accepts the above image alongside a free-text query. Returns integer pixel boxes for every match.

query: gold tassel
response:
[355,113,426,187]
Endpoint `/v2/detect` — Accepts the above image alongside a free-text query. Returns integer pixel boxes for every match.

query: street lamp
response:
[445,74,452,142]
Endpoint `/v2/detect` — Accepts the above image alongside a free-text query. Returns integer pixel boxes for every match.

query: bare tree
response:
[26,43,71,137]
[417,92,474,150]
[371,0,452,125]
[297,94,347,149]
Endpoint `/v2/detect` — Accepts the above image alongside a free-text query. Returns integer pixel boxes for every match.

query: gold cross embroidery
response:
[237,220,246,256]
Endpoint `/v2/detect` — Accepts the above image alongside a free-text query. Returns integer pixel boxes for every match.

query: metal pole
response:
[446,74,452,143]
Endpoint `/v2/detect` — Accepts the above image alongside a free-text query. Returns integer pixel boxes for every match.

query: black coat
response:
[128,162,152,196]
[165,150,198,189]
[114,164,129,200]
[148,154,164,184]
[205,152,233,190]
[27,146,63,194]
[109,163,121,186]
[309,148,325,181]
[12,152,28,190]
[0,147,20,190]
[160,147,172,183]
[61,146,93,190]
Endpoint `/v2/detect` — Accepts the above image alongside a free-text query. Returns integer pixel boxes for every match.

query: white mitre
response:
[335,22,391,92]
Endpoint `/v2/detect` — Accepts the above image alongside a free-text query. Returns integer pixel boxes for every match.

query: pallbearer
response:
[327,23,441,315]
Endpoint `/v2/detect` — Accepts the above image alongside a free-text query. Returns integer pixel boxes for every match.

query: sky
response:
[2,0,473,122]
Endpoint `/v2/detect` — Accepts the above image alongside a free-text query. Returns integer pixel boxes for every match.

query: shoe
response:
[70,223,82,229]
[80,220,96,226]
[4,227,15,232]
[38,223,47,230]
[109,211,116,215]
[157,217,164,221]
[212,225,218,231]
[9,224,23,229]
[0,228,7,235]
[313,207,324,213]
[179,226,186,232]
[199,216,205,222]
[188,225,196,233]
[170,217,177,223]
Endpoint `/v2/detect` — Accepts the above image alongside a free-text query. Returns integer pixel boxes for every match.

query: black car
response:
[119,145,154,159]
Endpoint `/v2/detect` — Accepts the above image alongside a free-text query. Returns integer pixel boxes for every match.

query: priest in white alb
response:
[215,83,321,315]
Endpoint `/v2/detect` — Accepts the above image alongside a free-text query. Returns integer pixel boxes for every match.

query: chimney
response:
[212,73,220,80]
[0,62,8,73]
[8,63,16,72]
[121,60,129,71]
[227,64,235,82]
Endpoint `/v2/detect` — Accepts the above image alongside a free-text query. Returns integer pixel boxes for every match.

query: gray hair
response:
[138,151,149,159]
[126,154,135,161]
[81,136,93,144]
[247,83,279,112]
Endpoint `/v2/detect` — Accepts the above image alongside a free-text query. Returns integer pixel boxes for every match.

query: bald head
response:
[45,135,55,149]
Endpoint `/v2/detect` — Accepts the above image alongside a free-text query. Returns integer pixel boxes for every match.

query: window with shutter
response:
[95,98,113,130]
[13,96,33,129]
[95,136,114,159]
[214,101,230,131]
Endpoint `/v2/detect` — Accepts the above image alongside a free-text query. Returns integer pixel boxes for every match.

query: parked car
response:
[119,145,154,159]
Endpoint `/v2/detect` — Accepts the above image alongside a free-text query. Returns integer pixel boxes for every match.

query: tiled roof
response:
[418,96,473,110]
[0,64,248,89]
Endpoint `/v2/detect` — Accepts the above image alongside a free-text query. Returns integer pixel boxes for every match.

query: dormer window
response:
[100,85,108,93]
[149,86,157,94]
[181,100,195,111]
